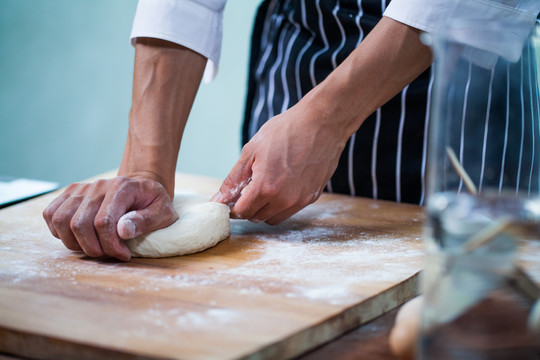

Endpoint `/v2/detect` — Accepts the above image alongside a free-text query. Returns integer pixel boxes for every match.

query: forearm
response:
[119,38,206,196]
[298,16,433,140]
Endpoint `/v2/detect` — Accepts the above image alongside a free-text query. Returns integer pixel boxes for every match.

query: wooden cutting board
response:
[0,172,427,360]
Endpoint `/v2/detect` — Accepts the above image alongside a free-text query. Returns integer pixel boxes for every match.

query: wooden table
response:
[1,172,539,359]
[1,310,400,360]
[0,309,400,360]
[0,172,433,359]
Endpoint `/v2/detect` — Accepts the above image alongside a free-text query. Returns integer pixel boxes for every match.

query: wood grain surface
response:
[0,172,427,360]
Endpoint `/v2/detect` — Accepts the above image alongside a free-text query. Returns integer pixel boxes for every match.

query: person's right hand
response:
[42,176,178,262]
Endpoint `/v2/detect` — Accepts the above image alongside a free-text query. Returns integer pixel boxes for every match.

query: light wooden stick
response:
[462,218,512,253]
[446,147,478,195]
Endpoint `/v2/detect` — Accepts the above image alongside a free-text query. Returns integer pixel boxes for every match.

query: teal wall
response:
[0,0,258,187]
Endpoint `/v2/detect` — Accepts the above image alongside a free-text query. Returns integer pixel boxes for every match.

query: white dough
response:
[125,194,230,258]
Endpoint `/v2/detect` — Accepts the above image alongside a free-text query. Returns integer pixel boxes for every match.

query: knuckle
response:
[51,212,69,230]
[43,207,54,222]
[259,184,279,198]
[116,177,135,195]
[66,182,90,194]
[65,183,80,192]
[69,216,86,235]
[241,143,252,153]
[117,175,130,184]
[111,176,128,189]
[94,215,115,232]
[92,179,108,189]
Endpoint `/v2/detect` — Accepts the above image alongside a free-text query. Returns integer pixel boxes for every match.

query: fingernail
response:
[118,217,136,239]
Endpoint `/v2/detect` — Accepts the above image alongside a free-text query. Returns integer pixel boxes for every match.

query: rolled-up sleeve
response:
[130,0,227,83]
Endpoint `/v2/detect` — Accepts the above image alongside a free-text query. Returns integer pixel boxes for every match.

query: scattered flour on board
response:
[1,202,426,331]
[1,222,424,306]
[217,231,423,305]
[175,308,242,327]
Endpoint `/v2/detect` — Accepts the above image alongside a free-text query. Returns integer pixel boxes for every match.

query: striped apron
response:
[242,0,540,204]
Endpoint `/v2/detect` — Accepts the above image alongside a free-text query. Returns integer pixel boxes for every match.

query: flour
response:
[299,199,355,221]
[286,285,352,304]
[175,308,242,327]
[215,232,422,305]
[1,225,422,306]
[1,196,427,335]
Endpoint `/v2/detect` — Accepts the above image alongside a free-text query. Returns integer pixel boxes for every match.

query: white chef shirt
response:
[130,0,540,83]
[130,0,227,83]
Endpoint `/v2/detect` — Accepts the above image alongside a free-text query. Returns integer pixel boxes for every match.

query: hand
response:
[212,103,348,224]
[43,39,207,261]
[43,176,178,261]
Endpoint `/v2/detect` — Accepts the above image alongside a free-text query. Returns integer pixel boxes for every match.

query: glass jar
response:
[421,18,540,359]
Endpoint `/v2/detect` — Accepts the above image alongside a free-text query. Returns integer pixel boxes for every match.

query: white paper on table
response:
[0,178,58,206]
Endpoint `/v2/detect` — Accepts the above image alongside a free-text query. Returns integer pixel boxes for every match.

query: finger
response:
[117,199,178,240]
[264,205,304,225]
[258,192,318,225]
[70,190,106,258]
[94,188,133,262]
[43,191,71,238]
[229,177,272,220]
[248,192,301,223]
[51,195,86,252]
[117,211,139,239]
[246,202,275,223]
[211,157,253,205]
[92,178,141,261]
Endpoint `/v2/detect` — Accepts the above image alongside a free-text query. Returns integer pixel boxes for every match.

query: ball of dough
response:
[389,296,423,360]
[124,194,230,258]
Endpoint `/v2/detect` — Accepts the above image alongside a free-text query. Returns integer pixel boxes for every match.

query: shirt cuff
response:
[383,0,539,63]
[130,0,226,83]
[384,0,538,32]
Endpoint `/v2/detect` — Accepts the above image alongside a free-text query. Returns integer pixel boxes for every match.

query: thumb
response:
[117,201,178,240]
[211,159,253,205]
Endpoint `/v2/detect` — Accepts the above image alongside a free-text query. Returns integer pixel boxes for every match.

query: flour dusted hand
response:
[211,99,348,225]
[124,195,230,258]
[43,176,178,262]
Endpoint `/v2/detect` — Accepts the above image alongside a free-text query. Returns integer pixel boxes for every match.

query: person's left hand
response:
[212,102,348,224]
